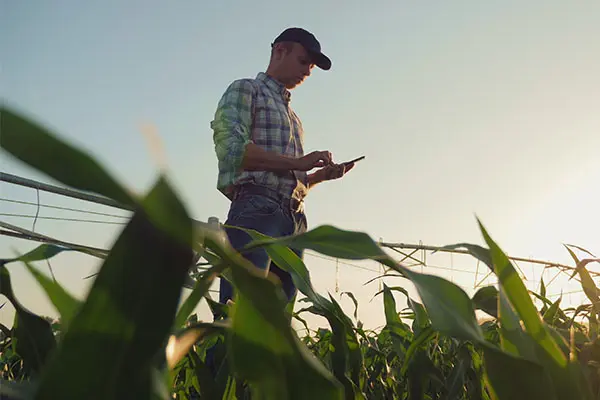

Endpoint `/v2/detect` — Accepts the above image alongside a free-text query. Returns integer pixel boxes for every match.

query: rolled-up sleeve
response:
[211,79,255,175]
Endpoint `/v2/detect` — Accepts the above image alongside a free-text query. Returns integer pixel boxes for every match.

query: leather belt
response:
[233,184,304,213]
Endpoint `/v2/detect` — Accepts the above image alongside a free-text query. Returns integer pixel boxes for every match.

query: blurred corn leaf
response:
[240,227,364,399]
[21,260,80,331]
[0,266,56,376]
[446,222,594,400]
[31,178,194,399]
[1,244,100,267]
[472,285,499,319]
[479,220,566,366]
[174,264,225,328]
[201,230,345,399]
[0,105,136,208]
[565,245,600,307]
[166,321,228,369]
[482,345,557,400]
[1,105,191,247]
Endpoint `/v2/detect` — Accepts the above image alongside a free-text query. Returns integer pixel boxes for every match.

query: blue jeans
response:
[218,185,307,306]
[206,185,307,378]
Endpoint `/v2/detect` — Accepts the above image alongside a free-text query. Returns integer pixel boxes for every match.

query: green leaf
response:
[244,225,386,261]
[0,265,56,374]
[32,177,195,399]
[21,260,81,330]
[1,244,81,267]
[239,227,364,399]
[564,245,600,308]
[247,223,594,399]
[166,321,229,369]
[174,264,225,328]
[482,346,557,400]
[540,277,547,299]
[438,242,492,268]
[204,231,344,399]
[227,260,343,399]
[375,285,429,335]
[340,292,359,321]
[529,291,570,325]
[472,285,498,319]
[478,219,566,367]
[400,326,435,375]
[0,105,136,208]
[188,349,218,400]
[379,285,404,329]
[398,270,484,343]
[543,296,562,324]
[376,284,411,368]
[445,345,471,399]
[0,105,191,249]
[497,289,538,361]
[248,225,486,344]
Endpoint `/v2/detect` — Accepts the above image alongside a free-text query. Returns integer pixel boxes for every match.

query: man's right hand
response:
[294,151,333,171]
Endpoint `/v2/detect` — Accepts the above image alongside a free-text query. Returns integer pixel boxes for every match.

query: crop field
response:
[1,105,600,399]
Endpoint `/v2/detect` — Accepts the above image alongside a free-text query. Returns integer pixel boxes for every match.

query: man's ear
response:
[272,42,294,58]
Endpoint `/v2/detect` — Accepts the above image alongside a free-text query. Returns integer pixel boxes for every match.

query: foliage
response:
[1,104,600,399]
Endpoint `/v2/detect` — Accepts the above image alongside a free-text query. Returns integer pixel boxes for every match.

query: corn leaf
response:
[32,178,194,399]
[21,260,81,331]
[0,266,56,375]
[205,236,344,400]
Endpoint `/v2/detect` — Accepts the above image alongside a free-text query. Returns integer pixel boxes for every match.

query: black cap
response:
[272,27,331,71]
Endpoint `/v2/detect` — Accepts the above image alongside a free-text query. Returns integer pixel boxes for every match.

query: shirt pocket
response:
[253,97,291,148]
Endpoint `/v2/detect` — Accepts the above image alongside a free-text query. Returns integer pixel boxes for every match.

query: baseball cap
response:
[272,27,332,70]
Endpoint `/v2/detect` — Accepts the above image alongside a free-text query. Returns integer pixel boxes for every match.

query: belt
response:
[233,184,305,213]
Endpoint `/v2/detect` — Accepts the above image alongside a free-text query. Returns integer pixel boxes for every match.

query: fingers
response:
[329,164,344,179]
[320,151,333,165]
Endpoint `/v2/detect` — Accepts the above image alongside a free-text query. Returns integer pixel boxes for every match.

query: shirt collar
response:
[256,72,291,103]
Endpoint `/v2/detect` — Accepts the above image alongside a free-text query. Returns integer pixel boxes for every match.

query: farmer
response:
[210,27,355,308]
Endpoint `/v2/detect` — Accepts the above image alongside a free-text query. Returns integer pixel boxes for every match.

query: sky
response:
[1,1,599,330]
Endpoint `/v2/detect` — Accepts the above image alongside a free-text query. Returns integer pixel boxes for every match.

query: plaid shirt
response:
[211,72,308,201]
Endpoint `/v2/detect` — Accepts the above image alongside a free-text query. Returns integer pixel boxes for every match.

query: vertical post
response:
[335,258,339,294]
[419,240,424,273]
[378,237,383,293]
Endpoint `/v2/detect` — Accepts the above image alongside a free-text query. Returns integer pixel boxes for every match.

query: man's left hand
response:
[329,162,354,180]
[321,162,355,181]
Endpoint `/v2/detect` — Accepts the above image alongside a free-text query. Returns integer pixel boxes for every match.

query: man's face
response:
[276,43,316,89]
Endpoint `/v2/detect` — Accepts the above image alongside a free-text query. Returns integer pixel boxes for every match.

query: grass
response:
[1,104,600,399]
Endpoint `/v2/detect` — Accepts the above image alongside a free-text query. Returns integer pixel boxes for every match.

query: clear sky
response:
[1,1,599,330]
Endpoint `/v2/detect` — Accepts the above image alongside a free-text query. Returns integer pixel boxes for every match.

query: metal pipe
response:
[0,172,132,211]
[0,171,220,230]
[0,221,107,258]
[378,241,586,275]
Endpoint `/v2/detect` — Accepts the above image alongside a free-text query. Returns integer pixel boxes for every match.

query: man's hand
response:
[307,161,355,188]
[322,162,355,180]
[294,151,333,171]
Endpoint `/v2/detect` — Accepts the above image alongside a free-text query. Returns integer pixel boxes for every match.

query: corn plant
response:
[1,104,599,399]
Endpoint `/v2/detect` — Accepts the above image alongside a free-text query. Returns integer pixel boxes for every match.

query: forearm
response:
[241,143,299,172]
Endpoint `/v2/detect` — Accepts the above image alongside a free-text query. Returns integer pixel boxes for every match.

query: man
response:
[211,27,355,309]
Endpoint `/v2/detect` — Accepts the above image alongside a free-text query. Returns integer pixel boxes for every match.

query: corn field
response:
[1,104,600,399]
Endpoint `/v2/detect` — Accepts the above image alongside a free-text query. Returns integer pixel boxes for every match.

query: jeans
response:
[206,185,307,378]
[219,184,308,306]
